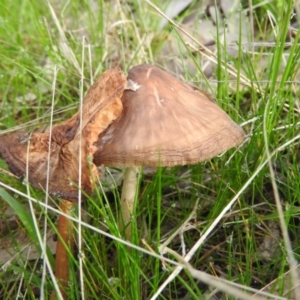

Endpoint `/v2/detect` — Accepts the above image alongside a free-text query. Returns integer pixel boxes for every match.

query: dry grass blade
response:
[150,132,300,300]
[165,248,283,300]
[47,1,81,74]
[145,0,262,93]
[0,181,182,267]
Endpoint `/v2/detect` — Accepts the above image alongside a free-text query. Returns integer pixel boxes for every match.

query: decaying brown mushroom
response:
[0,68,127,298]
[94,64,245,236]
[0,68,126,201]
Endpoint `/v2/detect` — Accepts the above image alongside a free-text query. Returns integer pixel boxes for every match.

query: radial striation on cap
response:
[94,64,245,167]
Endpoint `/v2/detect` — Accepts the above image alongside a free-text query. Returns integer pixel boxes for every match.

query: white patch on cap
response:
[126,79,141,91]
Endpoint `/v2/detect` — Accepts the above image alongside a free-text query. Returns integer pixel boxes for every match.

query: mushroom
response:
[94,64,245,237]
[0,68,127,298]
[0,63,245,294]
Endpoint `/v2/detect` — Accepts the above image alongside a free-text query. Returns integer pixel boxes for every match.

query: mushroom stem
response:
[119,166,140,239]
[51,199,75,300]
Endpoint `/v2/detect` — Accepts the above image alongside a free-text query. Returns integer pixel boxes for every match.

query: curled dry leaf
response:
[0,69,126,202]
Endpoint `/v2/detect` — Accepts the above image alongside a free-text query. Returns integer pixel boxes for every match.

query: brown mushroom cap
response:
[94,64,245,167]
[0,68,126,202]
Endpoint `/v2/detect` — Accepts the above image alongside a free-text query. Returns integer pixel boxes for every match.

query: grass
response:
[0,0,300,299]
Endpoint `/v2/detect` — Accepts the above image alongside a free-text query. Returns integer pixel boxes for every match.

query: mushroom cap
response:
[94,64,245,167]
[0,68,126,202]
